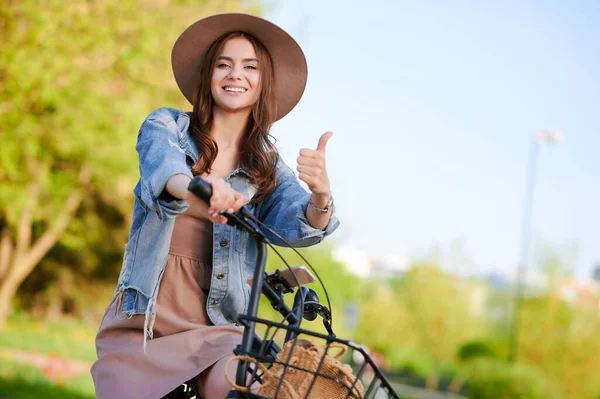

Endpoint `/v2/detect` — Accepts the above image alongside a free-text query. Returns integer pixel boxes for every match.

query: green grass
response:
[0,313,97,363]
[0,359,95,399]
[0,314,97,398]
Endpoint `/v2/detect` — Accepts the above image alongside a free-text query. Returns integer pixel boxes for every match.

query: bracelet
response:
[309,198,333,214]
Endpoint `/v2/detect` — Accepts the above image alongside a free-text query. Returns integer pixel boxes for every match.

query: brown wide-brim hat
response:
[171,13,308,121]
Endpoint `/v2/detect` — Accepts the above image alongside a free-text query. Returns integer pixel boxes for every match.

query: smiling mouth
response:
[223,86,247,93]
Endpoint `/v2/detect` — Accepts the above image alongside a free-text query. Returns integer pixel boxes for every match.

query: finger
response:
[223,185,235,210]
[207,206,227,223]
[208,208,220,219]
[316,131,333,153]
[299,148,325,159]
[211,181,230,210]
[296,165,320,176]
[211,214,227,224]
[232,192,248,211]
[298,173,316,187]
[204,207,219,222]
[210,195,224,212]
[205,174,227,210]
[297,156,324,168]
[208,179,223,209]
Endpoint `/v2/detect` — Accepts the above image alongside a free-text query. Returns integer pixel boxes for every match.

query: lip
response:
[222,86,248,95]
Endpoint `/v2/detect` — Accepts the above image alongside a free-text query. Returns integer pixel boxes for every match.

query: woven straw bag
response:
[226,339,363,399]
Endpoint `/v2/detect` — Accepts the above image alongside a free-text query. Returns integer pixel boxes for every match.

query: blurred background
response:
[1,0,599,398]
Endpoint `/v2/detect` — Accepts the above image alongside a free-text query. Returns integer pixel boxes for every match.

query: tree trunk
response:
[0,273,20,331]
[0,222,11,279]
[0,166,90,331]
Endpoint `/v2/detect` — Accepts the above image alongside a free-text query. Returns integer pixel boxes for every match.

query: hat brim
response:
[171,13,307,122]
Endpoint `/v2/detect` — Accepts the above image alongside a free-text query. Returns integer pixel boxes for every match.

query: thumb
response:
[316,131,333,153]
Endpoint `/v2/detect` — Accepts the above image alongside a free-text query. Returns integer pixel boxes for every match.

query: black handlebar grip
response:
[187,177,213,204]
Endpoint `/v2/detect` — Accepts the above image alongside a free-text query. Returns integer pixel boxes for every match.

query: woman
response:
[91,13,339,399]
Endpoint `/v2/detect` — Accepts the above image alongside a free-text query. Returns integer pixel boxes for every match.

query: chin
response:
[216,102,253,115]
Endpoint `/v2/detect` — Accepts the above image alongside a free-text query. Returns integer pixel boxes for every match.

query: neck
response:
[210,107,251,149]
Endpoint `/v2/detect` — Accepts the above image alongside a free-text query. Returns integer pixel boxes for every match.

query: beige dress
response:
[91,204,243,399]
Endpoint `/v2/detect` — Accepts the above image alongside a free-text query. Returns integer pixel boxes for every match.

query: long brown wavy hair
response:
[190,31,278,203]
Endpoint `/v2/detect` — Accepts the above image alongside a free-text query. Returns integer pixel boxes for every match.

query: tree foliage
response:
[0,0,263,329]
[354,257,484,373]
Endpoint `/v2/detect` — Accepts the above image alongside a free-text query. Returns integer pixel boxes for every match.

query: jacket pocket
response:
[233,229,248,254]
[233,203,257,254]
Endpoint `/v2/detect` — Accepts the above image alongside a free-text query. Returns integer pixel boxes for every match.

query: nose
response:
[227,65,243,81]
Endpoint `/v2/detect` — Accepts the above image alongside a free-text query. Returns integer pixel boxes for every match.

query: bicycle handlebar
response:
[187,176,213,204]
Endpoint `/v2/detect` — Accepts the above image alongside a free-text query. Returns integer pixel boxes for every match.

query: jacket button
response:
[219,240,228,247]
[217,273,225,280]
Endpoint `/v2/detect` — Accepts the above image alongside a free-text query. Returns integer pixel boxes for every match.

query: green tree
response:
[0,0,263,330]
[465,358,564,399]
[517,246,600,399]
[354,256,484,372]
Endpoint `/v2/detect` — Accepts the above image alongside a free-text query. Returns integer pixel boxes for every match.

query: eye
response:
[245,65,258,70]
[217,63,230,69]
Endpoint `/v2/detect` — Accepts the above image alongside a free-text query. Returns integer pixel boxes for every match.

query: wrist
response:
[309,193,333,215]
[167,173,192,200]
[310,192,331,209]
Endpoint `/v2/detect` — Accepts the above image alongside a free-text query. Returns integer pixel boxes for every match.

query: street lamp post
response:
[508,130,561,363]
[592,264,600,315]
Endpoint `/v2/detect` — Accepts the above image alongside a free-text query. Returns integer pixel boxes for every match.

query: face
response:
[210,37,261,115]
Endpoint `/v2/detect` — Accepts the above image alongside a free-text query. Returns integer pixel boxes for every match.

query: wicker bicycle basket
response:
[225,316,398,399]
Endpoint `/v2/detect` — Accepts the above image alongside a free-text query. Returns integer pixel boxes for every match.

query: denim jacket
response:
[114,107,339,346]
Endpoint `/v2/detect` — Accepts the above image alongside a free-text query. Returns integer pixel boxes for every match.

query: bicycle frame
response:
[187,178,398,398]
[225,218,399,399]
[234,235,268,387]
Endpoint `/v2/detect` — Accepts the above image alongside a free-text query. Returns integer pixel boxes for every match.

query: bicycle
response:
[172,177,399,399]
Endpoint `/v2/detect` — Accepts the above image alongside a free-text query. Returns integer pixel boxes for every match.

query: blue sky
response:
[265,1,599,280]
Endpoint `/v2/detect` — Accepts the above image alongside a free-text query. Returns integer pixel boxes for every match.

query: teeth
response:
[224,87,246,93]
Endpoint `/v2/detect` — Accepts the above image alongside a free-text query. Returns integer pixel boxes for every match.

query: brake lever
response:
[220,208,269,243]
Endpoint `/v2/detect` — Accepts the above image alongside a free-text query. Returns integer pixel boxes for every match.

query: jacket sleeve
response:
[136,108,193,219]
[257,161,339,247]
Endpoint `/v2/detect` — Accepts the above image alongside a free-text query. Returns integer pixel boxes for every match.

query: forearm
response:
[306,193,332,230]
[165,173,192,200]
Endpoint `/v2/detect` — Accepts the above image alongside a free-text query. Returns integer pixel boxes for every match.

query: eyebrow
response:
[217,56,259,63]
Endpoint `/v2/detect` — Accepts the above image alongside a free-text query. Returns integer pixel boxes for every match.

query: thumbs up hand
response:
[296,131,333,196]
